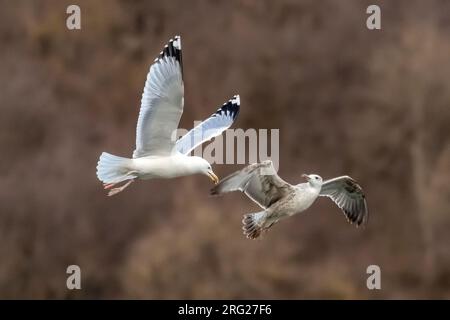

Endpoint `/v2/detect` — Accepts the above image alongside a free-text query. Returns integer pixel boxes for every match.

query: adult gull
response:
[211,160,368,239]
[97,36,240,196]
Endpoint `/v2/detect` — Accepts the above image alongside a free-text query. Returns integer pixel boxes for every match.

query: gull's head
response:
[191,157,219,184]
[302,174,323,187]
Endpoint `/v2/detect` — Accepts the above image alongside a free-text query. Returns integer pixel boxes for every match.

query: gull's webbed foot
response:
[106,179,135,196]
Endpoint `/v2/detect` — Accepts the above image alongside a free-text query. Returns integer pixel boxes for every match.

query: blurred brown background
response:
[0,0,449,299]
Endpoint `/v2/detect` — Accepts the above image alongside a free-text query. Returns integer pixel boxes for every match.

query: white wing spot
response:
[173,36,181,49]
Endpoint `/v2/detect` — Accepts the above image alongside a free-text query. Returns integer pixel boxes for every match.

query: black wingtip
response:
[215,94,240,120]
[154,36,183,66]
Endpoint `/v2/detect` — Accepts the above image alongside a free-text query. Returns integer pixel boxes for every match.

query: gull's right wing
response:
[175,95,240,155]
[319,176,368,226]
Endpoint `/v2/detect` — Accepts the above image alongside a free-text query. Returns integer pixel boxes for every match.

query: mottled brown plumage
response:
[212,161,368,239]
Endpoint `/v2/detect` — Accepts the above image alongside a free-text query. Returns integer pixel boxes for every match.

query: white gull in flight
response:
[211,160,368,239]
[97,36,240,196]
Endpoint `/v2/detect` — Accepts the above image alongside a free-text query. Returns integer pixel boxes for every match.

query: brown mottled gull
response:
[211,160,368,239]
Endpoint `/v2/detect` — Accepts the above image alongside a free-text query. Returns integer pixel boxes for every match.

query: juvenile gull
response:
[211,160,368,239]
[96,36,240,196]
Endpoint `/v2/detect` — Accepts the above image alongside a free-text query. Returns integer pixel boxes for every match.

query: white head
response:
[189,156,219,184]
[302,173,323,188]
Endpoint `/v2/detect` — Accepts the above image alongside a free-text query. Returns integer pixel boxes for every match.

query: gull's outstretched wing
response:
[319,176,368,226]
[211,160,292,209]
[175,95,240,155]
[133,36,184,158]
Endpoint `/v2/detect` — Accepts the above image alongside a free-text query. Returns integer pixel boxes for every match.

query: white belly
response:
[276,185,320,218]
[291,189,319,214]
[130,155,196,180]
[259,184,322,228]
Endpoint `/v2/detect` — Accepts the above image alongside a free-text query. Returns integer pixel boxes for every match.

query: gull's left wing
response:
[174,95,240,155]
[319,176,368,226]
[210,160,292,209]
[133,36,184,158]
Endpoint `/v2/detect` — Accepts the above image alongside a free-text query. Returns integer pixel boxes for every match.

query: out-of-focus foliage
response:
[0,0,449,298]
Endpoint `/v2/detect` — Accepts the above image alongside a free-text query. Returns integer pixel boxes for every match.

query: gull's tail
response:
[242,211,266,240]
[96,152,136,184]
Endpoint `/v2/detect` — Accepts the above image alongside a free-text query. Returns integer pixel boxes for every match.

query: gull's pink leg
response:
[103,183,116,189]
[107,179,135,197]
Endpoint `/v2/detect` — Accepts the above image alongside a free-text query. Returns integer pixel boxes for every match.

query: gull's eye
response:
[315,177,318,180]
